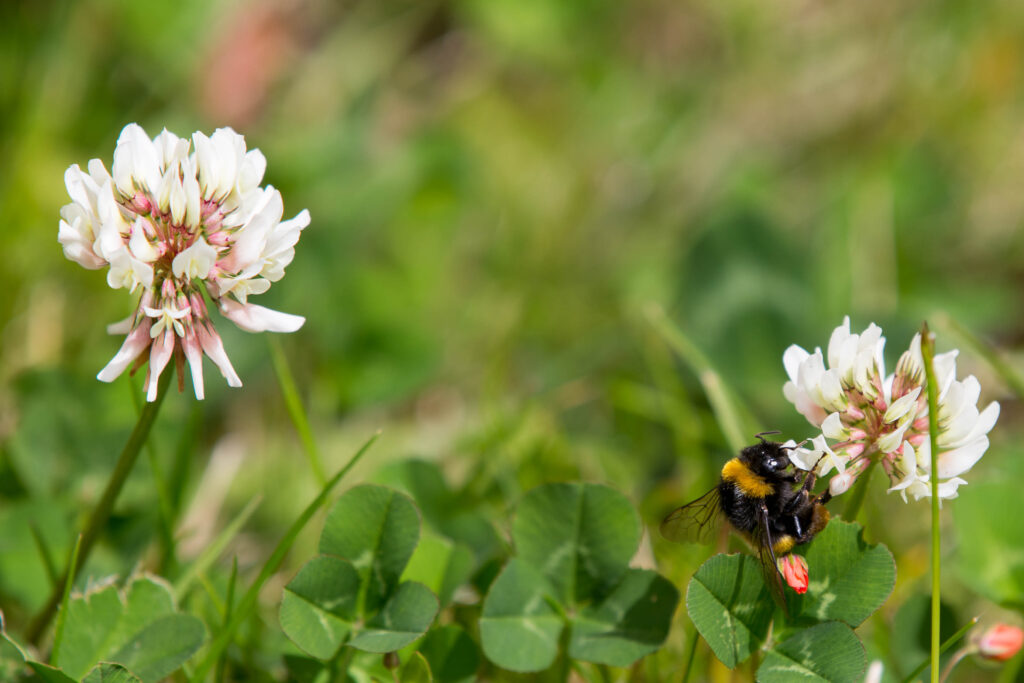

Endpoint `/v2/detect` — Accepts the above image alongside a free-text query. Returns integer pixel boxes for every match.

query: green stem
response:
[26,371,172,645]
[920,322,942,683]
[191,432,379,681]
[843,458,877,521]
[680,627,699,683]
[901,616,978,683]
[269,336,326,486]
[49,534,81,664]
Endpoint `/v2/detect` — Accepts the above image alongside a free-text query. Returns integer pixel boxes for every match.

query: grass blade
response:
[645,304,756,452]
[172,495,262,601]
[49,534,81,664]
[269,336,326,486]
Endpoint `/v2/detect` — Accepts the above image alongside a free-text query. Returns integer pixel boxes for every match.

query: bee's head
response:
[742,434,791,474]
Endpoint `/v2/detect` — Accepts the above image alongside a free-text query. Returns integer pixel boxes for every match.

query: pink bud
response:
[976,624,1023,662]
[778,554,809,594]
[131,192,152,214]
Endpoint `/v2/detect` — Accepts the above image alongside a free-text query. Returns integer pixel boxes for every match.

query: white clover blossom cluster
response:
[782,317,999,501]
[59,123,309,401]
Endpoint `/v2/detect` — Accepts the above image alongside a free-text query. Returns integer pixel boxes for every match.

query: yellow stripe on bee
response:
[773,536,796,555]
[721,459,775,498]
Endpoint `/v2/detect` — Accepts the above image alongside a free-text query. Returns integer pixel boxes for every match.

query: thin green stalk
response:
[680,627,699,683]
[49,534,81,664]
[269,336,326,486]
[172,495,262,600]
[191,432,379,681]
[129,382,177,570]
[843,458,877,522]
[920,322,942,683]
[28,523,58,588]
[26,370,172,645]
[901,616,978,683]
[215,557,239,683]
[645,304,753,453]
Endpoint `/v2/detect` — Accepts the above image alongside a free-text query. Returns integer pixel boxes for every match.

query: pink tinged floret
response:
[196,323,242,387]
[182,328,206,400]
[218,298,304,333]
[146,328,176,402]
[97,319,153,383]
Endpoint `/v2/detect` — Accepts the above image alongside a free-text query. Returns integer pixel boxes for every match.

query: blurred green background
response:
[2,0,1023,679]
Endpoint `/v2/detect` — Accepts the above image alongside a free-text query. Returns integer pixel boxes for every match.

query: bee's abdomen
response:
[721,458,774,498]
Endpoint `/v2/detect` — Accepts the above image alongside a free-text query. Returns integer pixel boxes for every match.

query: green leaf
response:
[402,533,475,608]
[786,520,895,627]
[568,568,679,667]
[82,663,143,683]
[480,558,563,672]
[280,555,361,660]
[348,581,439,653]
[417,625,480,683]
[513,482,640,605]
[374,459,502,563]
[401,651,433,683]
[52,575,204,682]
[685,553,774,669]
[107,614,205,682]
[320,485,421,613]
[27,662,77,682]
[757,621,866,683]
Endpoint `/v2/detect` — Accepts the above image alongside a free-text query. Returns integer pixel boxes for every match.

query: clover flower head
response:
[59,123,310,401]
[782,318,999,501]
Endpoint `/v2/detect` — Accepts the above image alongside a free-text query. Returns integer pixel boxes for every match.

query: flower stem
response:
[26,370,172,645]
[921,322,942,683]
[901,616,978,683]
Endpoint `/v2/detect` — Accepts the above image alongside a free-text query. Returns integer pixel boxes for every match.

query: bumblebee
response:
[661,432,832,604]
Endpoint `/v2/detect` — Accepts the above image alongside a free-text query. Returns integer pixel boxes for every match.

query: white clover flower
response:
[782,317,999,501]
[59,123,309,401]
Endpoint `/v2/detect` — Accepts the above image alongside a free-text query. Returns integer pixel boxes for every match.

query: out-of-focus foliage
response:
[2,0,1022,679]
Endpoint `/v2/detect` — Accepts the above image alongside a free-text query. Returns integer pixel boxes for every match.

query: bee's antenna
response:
[754,430,782,443]
[780,439,809,451]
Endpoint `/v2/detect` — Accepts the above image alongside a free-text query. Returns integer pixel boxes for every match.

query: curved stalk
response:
[27,370,172,645]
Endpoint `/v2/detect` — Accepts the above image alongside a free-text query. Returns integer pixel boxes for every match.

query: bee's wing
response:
[660,487,722,545]
[753,503,788,615]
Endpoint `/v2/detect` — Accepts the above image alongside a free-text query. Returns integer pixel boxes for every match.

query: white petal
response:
[113,123,161,196]
[129,218,159,262]
[884,387,921,424]
[826,316,851,369]
[219,299,304,333]
[937,437,989,479]
[172,237,219,281]
[821,412,847,440]
[783,345,810,383]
